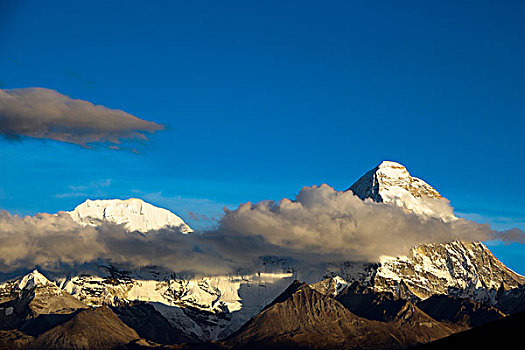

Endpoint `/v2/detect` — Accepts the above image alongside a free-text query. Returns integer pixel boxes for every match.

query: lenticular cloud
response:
[0,87,163,148]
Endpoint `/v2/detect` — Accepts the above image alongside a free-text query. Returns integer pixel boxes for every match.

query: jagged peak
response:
[18,269,51,290]
[348,160,455,221]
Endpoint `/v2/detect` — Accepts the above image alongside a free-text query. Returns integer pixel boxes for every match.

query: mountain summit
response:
[348,161,456,220]
[67,198,193,233]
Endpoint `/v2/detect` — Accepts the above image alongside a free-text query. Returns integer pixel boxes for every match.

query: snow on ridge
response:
[348,160,456,221]
[67,198,193,233]
[18,269,51,290]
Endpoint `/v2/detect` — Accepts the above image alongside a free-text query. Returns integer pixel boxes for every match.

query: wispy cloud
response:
[55,179,112,199]
[456,212,525,231]
[141,191,231,228]
[0,87,163,149]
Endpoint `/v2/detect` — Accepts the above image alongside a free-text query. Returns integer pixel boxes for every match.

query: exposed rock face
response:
[416,294,505,328]
[372,240,525,302]
[67,198,192,233]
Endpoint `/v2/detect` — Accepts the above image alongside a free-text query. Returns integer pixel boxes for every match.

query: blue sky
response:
[0,1,524,272]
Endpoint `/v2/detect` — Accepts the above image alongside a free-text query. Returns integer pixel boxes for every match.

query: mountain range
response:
[1,161,523,349]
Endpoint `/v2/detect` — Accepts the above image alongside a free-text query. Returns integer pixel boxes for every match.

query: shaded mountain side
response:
[225,281,420,350]
[334,282,458,344]
[32,306,140,350]
[112,301,192,345]
[335,282,417,321]
[0,330,34,349]
[417,294,505,328]
[412,310,525,349]
[495,284,525,314]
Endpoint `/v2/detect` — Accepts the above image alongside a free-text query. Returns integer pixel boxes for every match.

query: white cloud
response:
[0,185,522,275]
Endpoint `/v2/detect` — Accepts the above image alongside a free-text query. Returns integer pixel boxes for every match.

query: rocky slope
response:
[224,281,406,350]
[334,282,458,344]
[32,306,140,350]
[0,270,87,333]
[372,240,525,302]
[225,280,458,350]
[416,294,505,328]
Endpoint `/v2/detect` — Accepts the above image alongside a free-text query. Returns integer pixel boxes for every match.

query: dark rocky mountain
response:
[334,282,458,345]
[0,297,142,350]
[416,294,505,328]
[412,309,525,349]
[224,280,451,350]
[32,306,140,350]
[335,282,422,321]
[112,301,191,345]
[494,284,525,314]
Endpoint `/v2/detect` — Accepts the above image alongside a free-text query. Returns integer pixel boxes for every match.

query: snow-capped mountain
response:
[348,161,456,221]
[2,161,523,343]
[54,266,295,340]
[372,240,525,302]
[344,161,524,301]
[67,198,193,233]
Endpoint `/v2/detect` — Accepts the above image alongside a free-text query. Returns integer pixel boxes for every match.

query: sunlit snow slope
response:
[67,198,192,233]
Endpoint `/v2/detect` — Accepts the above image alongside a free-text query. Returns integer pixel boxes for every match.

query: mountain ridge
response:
[1,160,523,347]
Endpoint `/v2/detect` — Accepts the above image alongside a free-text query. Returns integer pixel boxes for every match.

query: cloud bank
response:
[0,185,523,275]
[0,88,163,148]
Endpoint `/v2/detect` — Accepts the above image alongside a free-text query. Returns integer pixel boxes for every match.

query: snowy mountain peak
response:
[67,198,193,233]
[348,161,455,220]
[376,161,412,179]
[18,269,51,290]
